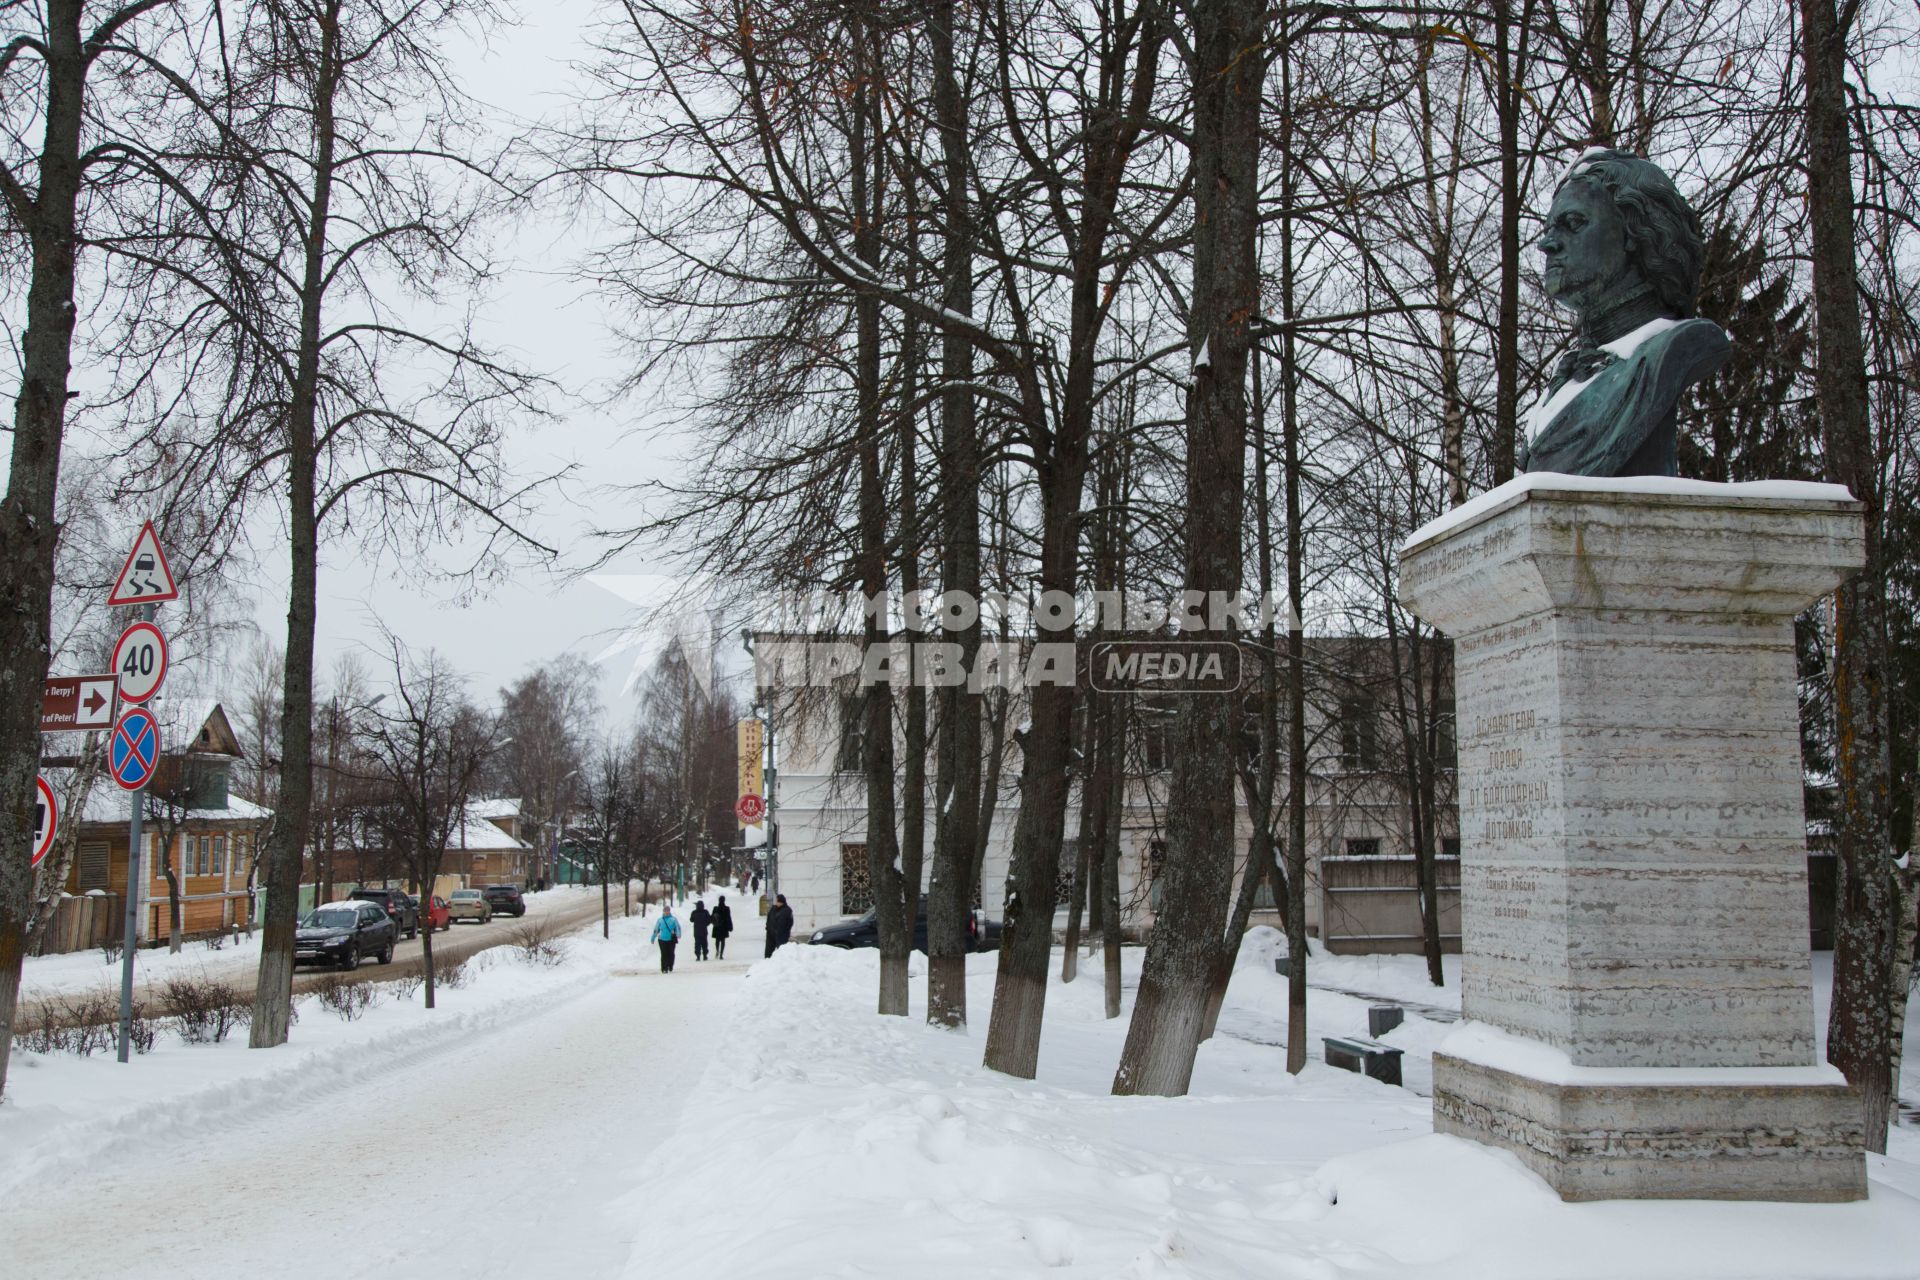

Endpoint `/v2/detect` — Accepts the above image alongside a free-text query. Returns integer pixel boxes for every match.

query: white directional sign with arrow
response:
[106,520,179,607]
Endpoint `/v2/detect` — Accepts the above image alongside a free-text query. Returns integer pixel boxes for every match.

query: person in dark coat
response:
[690,899,712,961]
[765,894,794,958]
[711,895,734,959]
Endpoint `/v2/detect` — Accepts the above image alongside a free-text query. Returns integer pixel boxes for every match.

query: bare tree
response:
[92,0,558,1050]
[350,641,494,1009]
[0,0,229,1101]
[1114,0,1267,1098]
[1797,0,1900,1153]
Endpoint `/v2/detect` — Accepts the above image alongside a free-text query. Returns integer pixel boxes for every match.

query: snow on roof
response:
[468,796,521,820]
[45,767,274,826]
[455,810,529,851]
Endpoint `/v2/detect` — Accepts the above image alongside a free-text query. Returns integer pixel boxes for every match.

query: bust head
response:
[1538,150,1705,328]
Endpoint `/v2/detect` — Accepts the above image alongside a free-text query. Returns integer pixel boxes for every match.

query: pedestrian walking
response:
[652,905,682,972]
[711,895,733,959]
[765,893,794,958]
[690,899,712,961]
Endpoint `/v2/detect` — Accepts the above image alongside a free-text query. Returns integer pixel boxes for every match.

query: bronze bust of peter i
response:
[1519,149,1729,478]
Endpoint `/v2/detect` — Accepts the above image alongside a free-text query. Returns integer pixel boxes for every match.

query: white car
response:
[447,888,492,924]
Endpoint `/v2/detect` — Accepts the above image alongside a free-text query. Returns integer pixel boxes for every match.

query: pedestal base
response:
[1432,1052,1867,1202]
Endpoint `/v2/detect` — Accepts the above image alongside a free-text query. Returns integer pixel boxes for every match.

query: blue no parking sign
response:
[109,707,160,792]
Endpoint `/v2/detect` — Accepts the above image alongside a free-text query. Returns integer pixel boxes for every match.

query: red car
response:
[421,894,452,932]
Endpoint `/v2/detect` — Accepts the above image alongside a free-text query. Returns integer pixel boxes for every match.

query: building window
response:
[1339,695,1378,772]
[197,836,211,876]
[1345,837,1382,858]
[212,836,227,876]
[1441,836,1461,858]
[78,842,110,891]
[840,842,871,915]
[1436,698,1458,769]
[1056,839,1080,906]
[835,692,866,774]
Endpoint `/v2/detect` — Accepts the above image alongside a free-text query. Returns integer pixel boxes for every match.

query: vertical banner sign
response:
[737,719,765,826]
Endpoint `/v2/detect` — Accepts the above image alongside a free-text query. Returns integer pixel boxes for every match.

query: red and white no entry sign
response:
[113,620,169,705]
[32,776,57,867]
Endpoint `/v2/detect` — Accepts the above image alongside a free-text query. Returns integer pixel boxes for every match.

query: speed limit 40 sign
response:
[113,620,169,705]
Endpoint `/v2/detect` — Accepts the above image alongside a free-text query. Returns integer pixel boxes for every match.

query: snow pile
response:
[626,943,1920,1280]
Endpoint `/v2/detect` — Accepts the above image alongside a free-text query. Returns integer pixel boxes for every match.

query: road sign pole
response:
[115,601,155,1063]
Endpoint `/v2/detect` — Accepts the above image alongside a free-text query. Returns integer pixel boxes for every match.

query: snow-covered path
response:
[0,946,752,1279]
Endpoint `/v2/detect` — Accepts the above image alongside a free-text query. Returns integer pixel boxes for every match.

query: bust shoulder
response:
[1612,316,1729,377]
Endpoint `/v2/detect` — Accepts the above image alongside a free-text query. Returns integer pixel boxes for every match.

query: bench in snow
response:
[1322,1035,1403,1086]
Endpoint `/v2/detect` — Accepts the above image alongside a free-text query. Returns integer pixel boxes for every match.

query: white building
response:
[760,636,1461,953]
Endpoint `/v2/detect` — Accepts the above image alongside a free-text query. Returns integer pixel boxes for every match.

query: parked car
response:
[420,894,452,932]
[448,888,492,924]
[348,887,419,939]
[481,884,526,918]
[807,898,997,953]
[295,901,396,969]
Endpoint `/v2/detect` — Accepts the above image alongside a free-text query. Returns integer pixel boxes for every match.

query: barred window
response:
[1345,837,1382,858]
[1056,839,1080,906]
[840,842,871,915]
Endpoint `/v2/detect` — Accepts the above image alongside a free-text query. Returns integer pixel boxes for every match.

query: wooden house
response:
[46,698,273,948]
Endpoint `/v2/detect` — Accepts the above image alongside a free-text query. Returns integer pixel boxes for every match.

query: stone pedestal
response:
[1399,476,1867,1202]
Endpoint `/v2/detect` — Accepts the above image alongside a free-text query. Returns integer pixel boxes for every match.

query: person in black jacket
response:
[690,899,712,961]
[765,894,794,958]
[711,895,733,959]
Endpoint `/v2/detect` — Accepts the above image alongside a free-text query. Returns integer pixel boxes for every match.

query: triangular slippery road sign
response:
[107,520,179,607]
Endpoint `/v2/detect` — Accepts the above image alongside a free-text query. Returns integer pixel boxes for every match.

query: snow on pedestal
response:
[1397,475,1868,1202]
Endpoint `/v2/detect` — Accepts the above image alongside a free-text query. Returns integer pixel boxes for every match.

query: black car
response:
[295,901,397,969]
[808,900,998,952]
[348,887,419,939]
[482,884,526,917]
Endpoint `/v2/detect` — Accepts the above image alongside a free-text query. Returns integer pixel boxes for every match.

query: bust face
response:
[1537,180,1633,314]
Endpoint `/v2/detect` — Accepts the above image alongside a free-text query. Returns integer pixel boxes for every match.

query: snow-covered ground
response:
[636,932,1920,1280]
[3,912,1917,1279]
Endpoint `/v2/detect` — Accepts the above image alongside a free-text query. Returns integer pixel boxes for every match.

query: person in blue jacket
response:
[652,905,683,972]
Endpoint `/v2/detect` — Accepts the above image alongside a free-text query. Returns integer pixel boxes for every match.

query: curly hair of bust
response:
[1558,149,1706,318]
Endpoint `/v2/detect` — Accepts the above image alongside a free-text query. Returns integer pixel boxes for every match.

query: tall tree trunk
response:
[1799,0,1898,1154]
[984,0,1165,1083]
[1279,15,1310,1071]
[0,0,91,1101]
[927,0,983,1030]
[1113,0,1263,1098]
[252,3,342,1049]
[1490,0,1529,486]
[850,30,909,1017]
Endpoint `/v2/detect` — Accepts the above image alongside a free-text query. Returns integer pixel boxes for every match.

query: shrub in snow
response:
[313,974,379,1021]
[160,974,251,1043]
[390,973,424,1001]
[13,990,155,1056]
[99,940,122,967]
[438,960,471,989]
[510,920,567,968]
